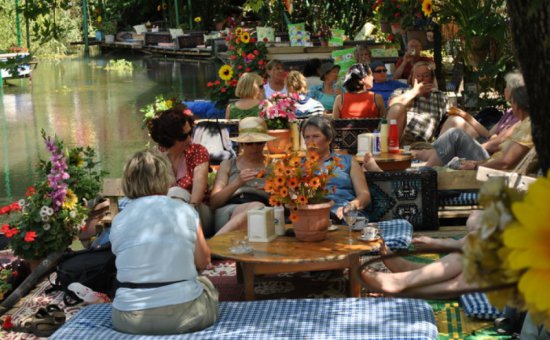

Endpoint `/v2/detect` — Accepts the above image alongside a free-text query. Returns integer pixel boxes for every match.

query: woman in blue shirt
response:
[309,63,344,112]
[301,116,371,220]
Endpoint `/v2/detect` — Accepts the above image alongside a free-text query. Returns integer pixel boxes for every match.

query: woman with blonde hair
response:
[110,150,218,335]
[225,72,264,119]
[285,70,324,117]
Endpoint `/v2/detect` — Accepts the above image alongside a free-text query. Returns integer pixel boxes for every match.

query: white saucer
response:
[357,235,381,242]
[328,225,339,232]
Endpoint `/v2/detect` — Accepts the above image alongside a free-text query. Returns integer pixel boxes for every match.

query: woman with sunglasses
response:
[210,117,275,235]
[332,63,386,119]
[148,104,214,236]
[370,61,408,107]
[225,72,264,119]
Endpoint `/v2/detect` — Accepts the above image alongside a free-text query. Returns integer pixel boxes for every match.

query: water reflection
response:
[0,56,218,205]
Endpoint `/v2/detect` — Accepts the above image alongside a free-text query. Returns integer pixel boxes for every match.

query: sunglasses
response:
[373,69,388,73]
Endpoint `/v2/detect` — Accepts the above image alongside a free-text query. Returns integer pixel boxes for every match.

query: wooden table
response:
[356,152,414,171]
[207,226,381,300]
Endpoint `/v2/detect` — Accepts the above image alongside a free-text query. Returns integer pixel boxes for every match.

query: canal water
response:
[0,56,219,206]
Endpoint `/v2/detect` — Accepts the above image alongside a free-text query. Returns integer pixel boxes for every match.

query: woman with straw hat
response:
[210,117,275,235]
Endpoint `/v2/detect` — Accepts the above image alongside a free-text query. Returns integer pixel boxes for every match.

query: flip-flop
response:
[45,304,66,323]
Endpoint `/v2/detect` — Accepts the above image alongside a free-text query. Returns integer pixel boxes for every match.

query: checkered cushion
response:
[460,293,503,320]
[438,192,479,207]
[379,219,413,250]
[51,298,437,339]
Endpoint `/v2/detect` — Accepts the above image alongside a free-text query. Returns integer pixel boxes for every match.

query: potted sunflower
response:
[207,27,269,108]
[262,149,341,241]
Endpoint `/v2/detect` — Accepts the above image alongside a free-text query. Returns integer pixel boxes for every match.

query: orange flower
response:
[297,195,308,205]
[289,212,299,222]
[264,180,274,192]
[274,176,286,187]
[288,156,301,167]
[269,196,280,206]
[279,187,289,197]
[256,169,266,178]
[307,151,320,162]
[309,177,321,189]
[288,177,299,189]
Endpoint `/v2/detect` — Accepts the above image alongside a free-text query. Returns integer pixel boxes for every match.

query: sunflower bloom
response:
[235,27,243,36]
[502,174,550,319]
[422,0,433,16]
[241,31,251,44]
[218,65,233,81]
[62,189,78,210]
[194,16,202,23]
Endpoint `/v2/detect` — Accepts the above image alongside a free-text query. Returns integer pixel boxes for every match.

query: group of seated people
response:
[106,41,538,335]
[227,38,431,121]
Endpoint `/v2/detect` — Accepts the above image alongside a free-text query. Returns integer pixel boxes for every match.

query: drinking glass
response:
[343,203,358,244]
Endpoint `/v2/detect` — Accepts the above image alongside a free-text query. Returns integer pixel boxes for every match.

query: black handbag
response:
[47,244,118,306]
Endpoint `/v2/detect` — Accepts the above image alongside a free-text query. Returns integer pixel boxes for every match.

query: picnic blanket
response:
[51,298,437,339]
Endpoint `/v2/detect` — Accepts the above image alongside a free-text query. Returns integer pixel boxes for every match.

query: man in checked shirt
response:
[387,61,448,146]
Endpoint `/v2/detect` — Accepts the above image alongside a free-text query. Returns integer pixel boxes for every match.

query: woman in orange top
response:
[333,63,386,119]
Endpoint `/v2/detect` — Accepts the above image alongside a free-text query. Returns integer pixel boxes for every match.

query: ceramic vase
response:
[292,200,334,242]
[266,129,292,154]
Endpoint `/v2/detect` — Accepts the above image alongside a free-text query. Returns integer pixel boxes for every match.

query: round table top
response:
[207,226,381,264]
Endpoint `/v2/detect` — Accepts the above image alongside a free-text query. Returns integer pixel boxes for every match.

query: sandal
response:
[45,304,66,323]
[20,308,63,337]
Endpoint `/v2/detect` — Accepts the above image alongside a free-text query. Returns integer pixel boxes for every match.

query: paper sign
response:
[256,26,275,42]
[133,24,146,35]
[288,22,311,47]
[328,29,345,47]
[169,28,184,39]
[332,47,356,81]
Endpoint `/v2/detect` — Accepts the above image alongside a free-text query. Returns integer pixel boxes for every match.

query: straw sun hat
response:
[230,117,276,143]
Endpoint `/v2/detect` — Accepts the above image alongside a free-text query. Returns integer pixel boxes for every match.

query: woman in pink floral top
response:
[148,105,214,236]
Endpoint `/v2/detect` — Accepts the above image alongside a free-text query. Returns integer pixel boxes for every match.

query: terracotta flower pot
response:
[292,200,334,242]
[266,129,292,154]
[380,21,391,34]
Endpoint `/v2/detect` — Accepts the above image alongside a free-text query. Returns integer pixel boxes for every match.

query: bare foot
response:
[362,153,383,172]
[361,270,408,293]
[412,235,462,250]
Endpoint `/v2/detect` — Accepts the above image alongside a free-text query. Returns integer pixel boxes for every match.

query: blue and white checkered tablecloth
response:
[51,298,437,340]
[460,293,504,320]
[379,219,413,250]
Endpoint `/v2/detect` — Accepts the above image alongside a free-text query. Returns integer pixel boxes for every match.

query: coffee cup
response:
[361,226,379,240]
[354,216,367,230]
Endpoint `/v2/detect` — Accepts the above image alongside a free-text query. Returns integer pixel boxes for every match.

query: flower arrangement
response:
[141,95,184,128]
[0,131,107,260]
[207,27,269,108]
[262,149,342,222]
[371,0,409,24]
[259,92,297,130]
[462,173,550,328]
